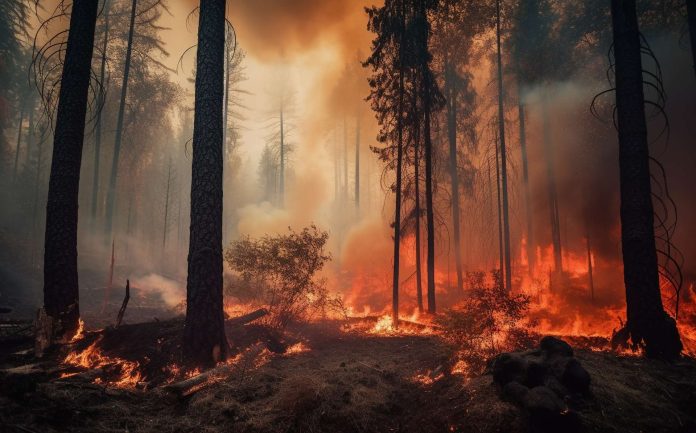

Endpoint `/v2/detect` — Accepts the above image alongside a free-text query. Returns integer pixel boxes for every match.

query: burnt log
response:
[115,279,130,327]
[225,308,268,327]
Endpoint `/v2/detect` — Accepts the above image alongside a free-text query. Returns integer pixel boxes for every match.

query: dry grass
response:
[1,321,695,433]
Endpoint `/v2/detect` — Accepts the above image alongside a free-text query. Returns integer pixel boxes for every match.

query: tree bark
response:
[43,0,99,338]
[184,0,228,366]
[611,0,682,359]
[104,0,137,242]
[496,0,512,292]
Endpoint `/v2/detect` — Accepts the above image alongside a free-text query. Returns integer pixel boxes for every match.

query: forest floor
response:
[1,318,695,433]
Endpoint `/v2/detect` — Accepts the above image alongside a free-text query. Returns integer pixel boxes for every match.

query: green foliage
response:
[224,225,342,329]
[436,271,535,374]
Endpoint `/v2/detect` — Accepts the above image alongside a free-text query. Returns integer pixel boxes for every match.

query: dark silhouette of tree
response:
[365,0,407,324]
[91,0,112,225]
[610,0,682,359]
[494,0,512,291]
[43,0,99,338]
[413,0,443,313]
[0,0,29,173]
[688,0,696,78]
[184,0,228,366]
[104,0,138,242]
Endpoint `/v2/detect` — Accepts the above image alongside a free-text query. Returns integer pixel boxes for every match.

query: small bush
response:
[437,271,535,374]
[224,225,343,329]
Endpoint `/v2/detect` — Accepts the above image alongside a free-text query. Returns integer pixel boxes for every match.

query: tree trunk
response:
[24,99,35,170]
[163,155,171,249]
[92,0,111,223]
[184,0,228,366]
[586,231,594,302]
[496,0,512,292]
[392,1,406,326]
[541,96,562,276]
[445,61,464,294]
[687,0,696,79]
[421,3,437,314]
[279,103,284,206]
[414,88,423,313]
[495,133,504,279]
[343,116,348,200]
[104,0,137,242]
[13,105,24,182]
[355,115,360,213]
[611,0,682,359]
[518,93,534,276]
[43,0,99,338]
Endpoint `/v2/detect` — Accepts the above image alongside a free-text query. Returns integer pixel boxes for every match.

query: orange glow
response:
[63,336,143,387]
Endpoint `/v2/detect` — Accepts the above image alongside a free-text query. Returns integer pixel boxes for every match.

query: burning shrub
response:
[224,225,343,329]
[437,271,535,374]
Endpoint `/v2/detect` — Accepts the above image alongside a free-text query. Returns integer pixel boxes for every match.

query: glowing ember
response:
[285,341,311,354]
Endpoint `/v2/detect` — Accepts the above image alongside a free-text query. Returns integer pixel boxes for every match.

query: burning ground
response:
[2,311,696,433]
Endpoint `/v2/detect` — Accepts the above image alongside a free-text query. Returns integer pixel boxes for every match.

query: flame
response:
[285,341,311,354]
[62,336,143,387]
[69,319,85,343]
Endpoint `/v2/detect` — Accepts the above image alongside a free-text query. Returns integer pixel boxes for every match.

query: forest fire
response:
[62,336,143,388]
[3,0,696,432]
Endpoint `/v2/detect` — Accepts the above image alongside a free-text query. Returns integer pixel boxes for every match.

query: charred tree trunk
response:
[104,0,137,242]
[184,0,228,366]
[687,0,696,78]
[496,0,512,292]
[586,231,594,303]
[445,61,464,295]
[279,103,285,206]
[611,0,682,359]
[421,3,437,314]
[542,96,562,276]
[13,105,24,182]
[518,88,534,276]
[392,1,406,326]
[43,0,99,338]
[92,0,111,223]
[343,116,348,201]
[495,135,504,279]
[163,155,172,249]
[414,88,424,313]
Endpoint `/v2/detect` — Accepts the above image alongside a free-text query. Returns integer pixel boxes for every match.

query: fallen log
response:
[165,342,265,397]
[225,308,268,327]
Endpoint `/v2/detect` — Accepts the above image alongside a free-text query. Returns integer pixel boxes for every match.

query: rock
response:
[561,358,591,394]
[523,386,565,414]
[502,380,529,405]
[544,375,569,399]
[540,336,573,358]
[525,360,548,388]
[523,386,581,432]
[492,353,528,386]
